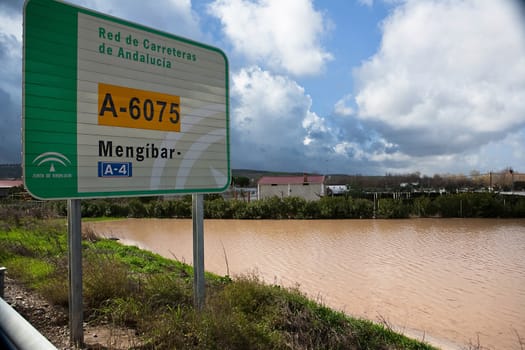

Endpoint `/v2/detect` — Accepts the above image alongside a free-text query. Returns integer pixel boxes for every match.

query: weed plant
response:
[0,217,437,350]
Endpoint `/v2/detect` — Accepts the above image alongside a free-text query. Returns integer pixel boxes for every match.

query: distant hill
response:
[0,165,322,183]
[0,164,22,179]
[2,165,497,190]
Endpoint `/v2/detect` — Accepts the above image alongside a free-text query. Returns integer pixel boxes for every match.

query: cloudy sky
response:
[1,0,524,176]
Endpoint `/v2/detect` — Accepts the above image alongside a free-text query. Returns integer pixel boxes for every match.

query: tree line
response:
[41,192,525,219]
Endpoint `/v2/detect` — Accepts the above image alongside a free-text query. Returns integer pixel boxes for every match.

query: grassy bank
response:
[0,216,437,350]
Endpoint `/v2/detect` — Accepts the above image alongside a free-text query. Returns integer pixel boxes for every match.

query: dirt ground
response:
[2,275,141,350]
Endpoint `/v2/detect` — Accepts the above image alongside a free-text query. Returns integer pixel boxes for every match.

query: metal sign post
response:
[192,194,205,309]
[67,199,83,346]
[23,0,229,340]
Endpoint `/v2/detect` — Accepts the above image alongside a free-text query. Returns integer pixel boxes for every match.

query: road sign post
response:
[24,0,229,345]
[192,194,205,309]
[67,199,83,346]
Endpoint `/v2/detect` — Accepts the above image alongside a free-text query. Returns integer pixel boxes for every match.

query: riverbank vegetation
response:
[21,191,525,220]
[0,214,437,349]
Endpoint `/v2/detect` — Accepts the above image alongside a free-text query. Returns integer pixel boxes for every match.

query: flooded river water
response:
[90,218,525,349]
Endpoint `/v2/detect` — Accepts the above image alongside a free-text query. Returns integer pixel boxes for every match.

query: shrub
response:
[377,198,410,218]
[171,199,192,218]
[83,252,137,308]
[352,198,374,218]
[128,199,147,218]
[205,197,232,219]
[104,201,129,217]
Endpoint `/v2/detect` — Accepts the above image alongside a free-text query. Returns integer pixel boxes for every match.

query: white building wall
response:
[258,183,324,201]
[258,184,290,199]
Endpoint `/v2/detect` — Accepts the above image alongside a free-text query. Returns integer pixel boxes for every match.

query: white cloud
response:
[357,0,374,7]
[0,2,22,68]
[333,142,365,160]
[234,67,295,133]
[332,136,408,163]
[232,66,314,143]
[231,66,329,170]
[208,0,333,76]
[334,94,355,116]
[0,3,23,163]
[0,31,21,100]
[72,0,202,38]
[353,0,525,158]
[474,129,525,172]
[0,10,22,42]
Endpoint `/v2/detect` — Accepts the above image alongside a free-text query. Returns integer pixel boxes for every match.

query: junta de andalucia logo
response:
[32,152,73,179]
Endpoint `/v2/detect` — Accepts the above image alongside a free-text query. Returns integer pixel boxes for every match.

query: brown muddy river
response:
[90,218,525,349]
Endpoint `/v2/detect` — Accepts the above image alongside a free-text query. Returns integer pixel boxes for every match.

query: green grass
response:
[0,217,438,350]
[7,256,55,284]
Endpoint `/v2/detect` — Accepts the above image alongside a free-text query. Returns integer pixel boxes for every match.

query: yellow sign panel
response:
[98,83,181,132]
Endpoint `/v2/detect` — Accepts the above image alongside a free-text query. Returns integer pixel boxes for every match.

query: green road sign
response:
[23,0,229,199]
